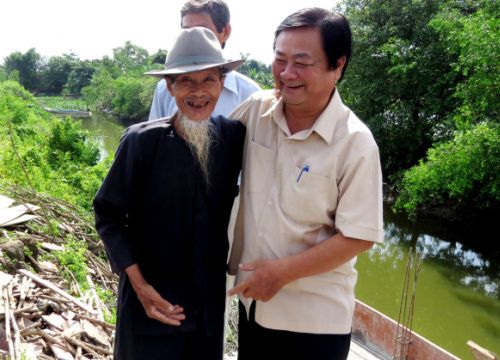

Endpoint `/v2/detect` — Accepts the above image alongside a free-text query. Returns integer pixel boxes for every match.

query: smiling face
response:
[166,67,224,121]
[272,27,344,114]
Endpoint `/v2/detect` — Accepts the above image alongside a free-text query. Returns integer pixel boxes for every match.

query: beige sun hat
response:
[145,27,244,77]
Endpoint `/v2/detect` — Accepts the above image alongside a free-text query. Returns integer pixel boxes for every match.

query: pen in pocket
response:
[296,165,310,183]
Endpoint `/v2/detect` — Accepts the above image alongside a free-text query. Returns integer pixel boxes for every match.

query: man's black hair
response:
[274,8,352,81]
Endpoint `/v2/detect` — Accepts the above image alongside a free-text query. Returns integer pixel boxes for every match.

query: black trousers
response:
[238,301,351,360]
[115,327,223,360]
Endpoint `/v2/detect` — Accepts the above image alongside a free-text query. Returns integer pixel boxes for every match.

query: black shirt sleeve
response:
[93,127,143,273]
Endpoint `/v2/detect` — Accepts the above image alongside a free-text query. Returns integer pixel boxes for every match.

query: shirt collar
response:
[263,90,347,144]
[223,71,238,95]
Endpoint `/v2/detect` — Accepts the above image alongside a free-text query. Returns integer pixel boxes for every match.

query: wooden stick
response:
[2,286,15,360]
[26,254,44,274]
[17,269,96,314]
[74,313,115,330]
[63,335,108,358]
[87,254,109,291]
[19,319,42,335]
[86,274,104,321]
[17,276,30,309]
[9,292,21,360]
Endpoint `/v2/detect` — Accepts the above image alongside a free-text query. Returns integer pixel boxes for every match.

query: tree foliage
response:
[394,123,500,217]
[4,48,42,92]
[238,54,274,89]
[65,61,95,95]
[112,41,151,74]
[337,0,499,219]
[39,54,77,94]
[430,0,499,128]
[338,0,459,176]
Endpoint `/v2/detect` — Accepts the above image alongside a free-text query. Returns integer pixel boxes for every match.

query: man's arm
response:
[228,233,373,301]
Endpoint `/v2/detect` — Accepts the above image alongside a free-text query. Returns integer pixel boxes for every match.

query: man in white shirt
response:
[149,0,260,120]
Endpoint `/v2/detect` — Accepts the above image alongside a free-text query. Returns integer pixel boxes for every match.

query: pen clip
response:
[296,165,309,183]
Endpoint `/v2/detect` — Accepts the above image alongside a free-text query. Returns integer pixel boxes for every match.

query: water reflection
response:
[78,112,125,160]
[357,207,500,357]
[377,209,500,299]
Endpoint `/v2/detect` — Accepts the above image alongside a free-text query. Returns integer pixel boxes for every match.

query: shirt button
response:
[258,232,263,237]
[267,201,272,206]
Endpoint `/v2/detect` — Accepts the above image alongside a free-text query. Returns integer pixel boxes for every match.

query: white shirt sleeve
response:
[148,80,171,120]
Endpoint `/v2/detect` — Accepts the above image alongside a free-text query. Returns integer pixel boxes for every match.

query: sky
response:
[1,0,339,66]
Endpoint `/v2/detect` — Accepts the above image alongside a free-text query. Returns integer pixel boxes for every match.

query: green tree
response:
[65,61,95,95]
[111,76,155,120]
[4,48,42,92]
[430,0,499,128]
[338,0,459,177]
[394,0,500,219]
[394,123,500,218]
[0,65,7,82]
[82,69,115,112]
[40,54,77,94]
[238,54,274,89]
[150,49,167,65]
[112,41,150,73]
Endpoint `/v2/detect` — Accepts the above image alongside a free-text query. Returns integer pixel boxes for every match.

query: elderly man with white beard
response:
[93,27,245,360]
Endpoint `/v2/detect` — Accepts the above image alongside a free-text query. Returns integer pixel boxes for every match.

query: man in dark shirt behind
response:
[93,27,245,360]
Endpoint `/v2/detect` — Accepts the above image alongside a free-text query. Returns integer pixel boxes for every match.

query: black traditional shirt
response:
[93,116,245,339]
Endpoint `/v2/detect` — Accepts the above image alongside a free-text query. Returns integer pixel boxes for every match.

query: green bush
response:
[111,76,154,120]
[83,70,155,121]
[394,122,500,217]
[0,81,108,211]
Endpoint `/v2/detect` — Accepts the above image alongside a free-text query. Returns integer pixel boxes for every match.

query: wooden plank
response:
[467,340,498,360]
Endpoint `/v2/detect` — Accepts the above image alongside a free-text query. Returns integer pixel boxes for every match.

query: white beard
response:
[176,114,215,183]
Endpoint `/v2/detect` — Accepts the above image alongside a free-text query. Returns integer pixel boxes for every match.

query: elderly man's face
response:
[167,68,224,121]
[272,27,341,113]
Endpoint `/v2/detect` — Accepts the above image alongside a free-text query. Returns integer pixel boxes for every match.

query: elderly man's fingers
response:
[149,308,183,326]
[170,313,186,321]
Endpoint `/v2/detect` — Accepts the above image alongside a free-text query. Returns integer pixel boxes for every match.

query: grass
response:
[37,95,89,111]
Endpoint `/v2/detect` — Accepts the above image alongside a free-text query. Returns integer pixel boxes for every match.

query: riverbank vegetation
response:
[338,0,499,222]
[0,81,108,211]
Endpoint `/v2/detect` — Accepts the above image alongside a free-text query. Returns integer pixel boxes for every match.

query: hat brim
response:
[145,59,244,77]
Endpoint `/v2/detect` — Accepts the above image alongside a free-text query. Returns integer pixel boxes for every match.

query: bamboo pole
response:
[17,269,96,314]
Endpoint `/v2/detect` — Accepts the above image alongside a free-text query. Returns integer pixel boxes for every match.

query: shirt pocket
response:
[245,139,275,193]
[280,169,336,225]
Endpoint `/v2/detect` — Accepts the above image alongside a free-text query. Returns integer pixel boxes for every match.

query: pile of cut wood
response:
[0,188,118,359]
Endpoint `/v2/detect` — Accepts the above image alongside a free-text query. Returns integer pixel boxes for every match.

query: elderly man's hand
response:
[227,259,287,301]
[125,263,185,326]
[134,283,185,326]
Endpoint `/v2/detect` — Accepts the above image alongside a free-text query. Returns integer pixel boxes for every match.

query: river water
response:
[80,114,500,359]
